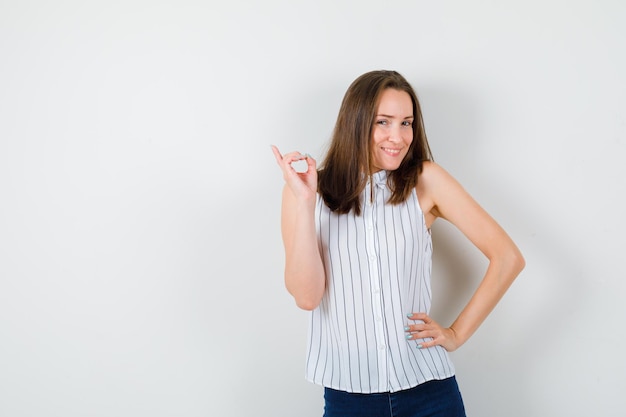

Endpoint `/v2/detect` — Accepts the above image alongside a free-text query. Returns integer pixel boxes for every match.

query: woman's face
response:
[371,88,414,172]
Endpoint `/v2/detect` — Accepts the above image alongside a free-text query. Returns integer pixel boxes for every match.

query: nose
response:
[389,125,403,143]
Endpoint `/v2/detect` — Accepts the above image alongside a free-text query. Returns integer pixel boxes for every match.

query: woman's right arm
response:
[272,146,326,310]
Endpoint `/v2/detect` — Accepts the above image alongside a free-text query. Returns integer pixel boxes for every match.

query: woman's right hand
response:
[271,145,318,200]
[271,145,325,310]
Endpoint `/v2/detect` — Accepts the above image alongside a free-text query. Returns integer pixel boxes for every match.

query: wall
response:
[1,1,624,416]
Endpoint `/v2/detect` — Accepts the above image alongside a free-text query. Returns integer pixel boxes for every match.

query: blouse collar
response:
[371,170,388,188]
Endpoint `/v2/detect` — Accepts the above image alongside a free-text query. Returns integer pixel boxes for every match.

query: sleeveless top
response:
[305,170,455,394]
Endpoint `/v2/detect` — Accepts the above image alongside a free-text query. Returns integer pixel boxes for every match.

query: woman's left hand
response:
[405,313,462,352]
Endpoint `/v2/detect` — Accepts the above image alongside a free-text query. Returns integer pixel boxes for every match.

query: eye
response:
[376,120,388,126]
[402,120,413,127]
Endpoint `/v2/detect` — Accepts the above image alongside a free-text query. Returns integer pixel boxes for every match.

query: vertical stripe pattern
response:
[306,170,455,394]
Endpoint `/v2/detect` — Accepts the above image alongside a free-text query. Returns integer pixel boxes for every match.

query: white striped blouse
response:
[306,170,455,394]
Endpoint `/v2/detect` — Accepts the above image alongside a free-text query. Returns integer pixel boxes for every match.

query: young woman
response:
[271,70,524,417]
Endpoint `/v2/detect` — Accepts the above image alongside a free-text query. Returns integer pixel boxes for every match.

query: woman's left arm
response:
[407,162,525,351]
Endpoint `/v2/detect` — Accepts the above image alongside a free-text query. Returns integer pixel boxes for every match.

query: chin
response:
[380,160,403,171]
[374,165,400,172]
[374,155,407,172]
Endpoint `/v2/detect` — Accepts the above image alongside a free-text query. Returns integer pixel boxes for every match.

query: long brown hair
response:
[318,70,433,215]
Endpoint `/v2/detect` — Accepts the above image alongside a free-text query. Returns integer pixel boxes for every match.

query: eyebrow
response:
[377,114,414,119]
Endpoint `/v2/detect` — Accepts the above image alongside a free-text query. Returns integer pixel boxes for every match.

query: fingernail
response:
[406,334,412,340]
[407,313,413,318]
[404,326,410,331]
[416,344,423,349]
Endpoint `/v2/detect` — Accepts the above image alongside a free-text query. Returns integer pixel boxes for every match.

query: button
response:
[376,316,382,322]
[379,344,386,350]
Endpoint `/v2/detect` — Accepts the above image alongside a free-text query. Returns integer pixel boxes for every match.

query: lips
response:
[381,147,402,155]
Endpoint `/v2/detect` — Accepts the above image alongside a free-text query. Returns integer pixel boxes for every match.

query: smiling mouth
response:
[381,147,401,155]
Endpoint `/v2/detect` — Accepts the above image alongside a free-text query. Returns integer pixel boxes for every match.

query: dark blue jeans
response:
[323,377,466,417]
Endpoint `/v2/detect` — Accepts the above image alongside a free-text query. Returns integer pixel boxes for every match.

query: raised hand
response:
[271,145,318,200]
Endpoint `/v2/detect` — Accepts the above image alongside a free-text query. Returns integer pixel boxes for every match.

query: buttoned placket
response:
[364,177,388,392]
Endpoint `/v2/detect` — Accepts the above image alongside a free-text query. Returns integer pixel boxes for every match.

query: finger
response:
[270,145,283,164]
[406,328,437,341]
[283,153,314,177]
[408,312,431,323]
[276,149,306,170]
[404,323,425,333]
[406,313,430,325]
[283,151,307,165]
[272,148,308,176]
[406,331,427,341]
[271,147,307,165]
[304,153,317,172]
[416,339,438,349]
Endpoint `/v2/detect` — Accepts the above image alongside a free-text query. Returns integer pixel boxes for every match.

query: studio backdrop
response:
[0,1,624,416]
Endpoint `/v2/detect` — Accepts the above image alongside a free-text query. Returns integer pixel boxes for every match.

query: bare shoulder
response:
[419,160,458,185]
[415,161,437,226]
[416,161,453,221]
[417,161,479,228]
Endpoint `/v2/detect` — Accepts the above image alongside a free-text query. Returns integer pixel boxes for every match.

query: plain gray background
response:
[1,1,625,416]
